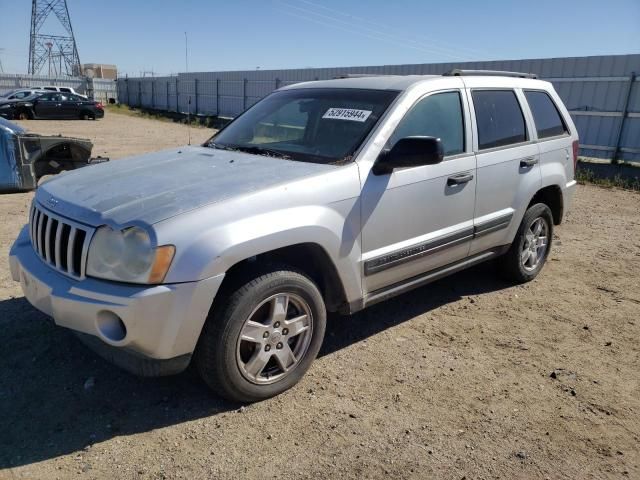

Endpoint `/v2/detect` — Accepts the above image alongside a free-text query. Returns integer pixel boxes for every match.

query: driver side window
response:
[391,91,465,156]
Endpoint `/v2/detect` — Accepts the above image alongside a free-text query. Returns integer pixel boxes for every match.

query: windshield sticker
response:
[322,108,372,122]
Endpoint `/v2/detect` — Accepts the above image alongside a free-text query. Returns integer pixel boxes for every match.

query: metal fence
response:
[117,54,640,163]
[0,73,118,104]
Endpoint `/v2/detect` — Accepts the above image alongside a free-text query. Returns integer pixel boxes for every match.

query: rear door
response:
[60,93,82,118]
[466,85,541,255]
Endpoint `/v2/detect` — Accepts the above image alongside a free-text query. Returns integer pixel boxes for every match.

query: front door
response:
[33,93,63,119]
[359,89,477,294]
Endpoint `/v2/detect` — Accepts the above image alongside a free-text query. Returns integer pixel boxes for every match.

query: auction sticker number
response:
[322,108,372,122]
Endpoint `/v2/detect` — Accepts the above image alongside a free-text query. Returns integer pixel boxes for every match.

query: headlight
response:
[0,104,11,109]
[86,226,175,284]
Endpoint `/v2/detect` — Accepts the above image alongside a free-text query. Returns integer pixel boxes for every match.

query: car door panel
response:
[359,88,476,294]
[466,87,541,255]
[360,155,476,292]
[471,144,541,254]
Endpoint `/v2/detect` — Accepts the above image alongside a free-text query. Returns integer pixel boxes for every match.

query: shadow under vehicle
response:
[0,117,107,193]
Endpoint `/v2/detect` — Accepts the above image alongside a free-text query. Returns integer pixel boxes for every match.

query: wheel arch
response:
[217,242,350,313]
[528,184,563,225]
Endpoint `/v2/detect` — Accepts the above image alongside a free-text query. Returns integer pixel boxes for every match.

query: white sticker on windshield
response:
[322,108,372,122]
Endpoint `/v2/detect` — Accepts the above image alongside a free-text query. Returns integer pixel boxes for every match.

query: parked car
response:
[0,117,107,193]
[9,71,578,402]
[0,91,104,120]
[30,85,88,99]
[0,88,46,100]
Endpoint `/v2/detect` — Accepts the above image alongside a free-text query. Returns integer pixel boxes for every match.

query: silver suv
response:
[10,70,578,402]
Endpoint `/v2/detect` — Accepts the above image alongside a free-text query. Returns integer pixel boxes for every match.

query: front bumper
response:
[9,225,224,375]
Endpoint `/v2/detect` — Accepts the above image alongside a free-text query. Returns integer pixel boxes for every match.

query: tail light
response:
[95,102,104,109]
[572,140,579,170]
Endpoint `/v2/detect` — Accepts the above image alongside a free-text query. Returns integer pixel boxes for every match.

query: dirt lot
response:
[1,112,639,480]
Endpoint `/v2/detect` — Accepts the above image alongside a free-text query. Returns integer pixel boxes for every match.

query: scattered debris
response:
[83,377,95,391]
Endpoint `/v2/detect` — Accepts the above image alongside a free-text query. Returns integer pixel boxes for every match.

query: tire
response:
[195,268,326,402]
[80,111,95,120]
[498,203,554,283]
[17,110,31,120]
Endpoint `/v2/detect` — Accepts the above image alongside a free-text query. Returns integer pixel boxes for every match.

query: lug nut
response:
[282,328,289,335]
[265,345,271,352]
[276,342,283,349]
[263,331,270,338]
[274,321,281,328]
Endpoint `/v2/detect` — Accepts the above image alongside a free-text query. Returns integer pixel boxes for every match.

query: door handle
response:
[520,157,539,168]
[447,173,474,186]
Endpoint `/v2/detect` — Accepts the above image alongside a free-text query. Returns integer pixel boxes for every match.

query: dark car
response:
[0,92,104,121]
[0,117,108,192]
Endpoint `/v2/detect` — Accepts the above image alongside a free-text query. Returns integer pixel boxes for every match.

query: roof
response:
[281,75,440,91]
[280,74,549,92]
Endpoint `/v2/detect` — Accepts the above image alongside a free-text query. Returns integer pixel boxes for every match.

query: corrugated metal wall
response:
[117,54,640,163]
[0,73,117,103]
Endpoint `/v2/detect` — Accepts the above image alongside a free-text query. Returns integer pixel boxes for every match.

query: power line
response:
[277,5,465,60]
[290,0,491,59]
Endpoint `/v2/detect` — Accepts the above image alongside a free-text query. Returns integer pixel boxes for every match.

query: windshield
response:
[206,88,398,164]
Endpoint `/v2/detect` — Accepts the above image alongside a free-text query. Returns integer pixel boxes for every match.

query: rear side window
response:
[524,90,568,139]
[472,90,527,150]
[391,91,465,156]
[60,87,71,93]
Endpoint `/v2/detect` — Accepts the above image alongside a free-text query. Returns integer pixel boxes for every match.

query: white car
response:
[0,88,46,100]
[31,86,88,99]
[10,70,578,402]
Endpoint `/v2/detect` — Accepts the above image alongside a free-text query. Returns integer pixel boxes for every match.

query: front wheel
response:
[195,268,326,402]
[498,203,554,283]
[16,110,32,120]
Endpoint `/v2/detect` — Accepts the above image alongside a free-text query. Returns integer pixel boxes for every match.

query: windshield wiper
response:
[233,145,291,160]
[206,142,239,151]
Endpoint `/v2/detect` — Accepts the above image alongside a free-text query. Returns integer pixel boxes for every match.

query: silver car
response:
[9,70,578,402]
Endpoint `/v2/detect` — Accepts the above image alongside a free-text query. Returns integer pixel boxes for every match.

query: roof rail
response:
[332,73,398,79]
[443,69,538,79]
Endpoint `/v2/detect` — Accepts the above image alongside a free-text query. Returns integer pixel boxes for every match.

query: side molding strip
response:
[474,212,514,238]
[364,227,474,276]
[363,212,514,277]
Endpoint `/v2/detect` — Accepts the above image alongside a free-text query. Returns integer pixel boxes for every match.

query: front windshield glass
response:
[206,88,399,164]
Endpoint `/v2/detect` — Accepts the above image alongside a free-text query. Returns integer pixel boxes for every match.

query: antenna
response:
[185,31,191,146]
[28,0,81,76]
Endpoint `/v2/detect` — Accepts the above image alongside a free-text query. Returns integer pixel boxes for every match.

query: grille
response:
[29,202,94,279]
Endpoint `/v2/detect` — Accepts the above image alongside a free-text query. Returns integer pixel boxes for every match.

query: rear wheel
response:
[498,203,553,283]
[80,111,95,120]
[195,268,326,402]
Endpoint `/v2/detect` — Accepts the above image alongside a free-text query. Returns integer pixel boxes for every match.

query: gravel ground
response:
[0,113,639,480]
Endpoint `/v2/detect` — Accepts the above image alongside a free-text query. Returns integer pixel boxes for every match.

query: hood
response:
[35,146,336,226]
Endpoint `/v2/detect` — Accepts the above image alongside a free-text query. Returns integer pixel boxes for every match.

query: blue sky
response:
[1,0,639,76]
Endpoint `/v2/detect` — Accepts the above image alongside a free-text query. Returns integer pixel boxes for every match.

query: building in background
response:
[82,64,117,80]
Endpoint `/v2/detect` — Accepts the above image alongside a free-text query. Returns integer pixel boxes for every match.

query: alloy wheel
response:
[521,217,549,271]
[236,293,313,385]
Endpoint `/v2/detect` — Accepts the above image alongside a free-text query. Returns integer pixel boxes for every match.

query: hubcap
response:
[236,293,313,385]
[521,217,549,271]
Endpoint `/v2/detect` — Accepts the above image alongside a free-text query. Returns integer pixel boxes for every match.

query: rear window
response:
[472,90,527,150]
[524,90,568,139]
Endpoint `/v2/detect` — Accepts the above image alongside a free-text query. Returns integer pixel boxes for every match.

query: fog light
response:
[96,310,127,342]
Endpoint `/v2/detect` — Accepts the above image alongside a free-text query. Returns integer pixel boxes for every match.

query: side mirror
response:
[372,136,444,175]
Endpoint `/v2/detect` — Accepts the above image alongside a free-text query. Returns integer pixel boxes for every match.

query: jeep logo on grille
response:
[46,197,59,208]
